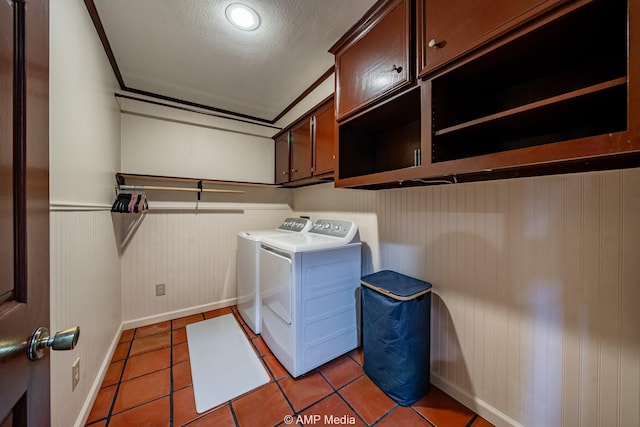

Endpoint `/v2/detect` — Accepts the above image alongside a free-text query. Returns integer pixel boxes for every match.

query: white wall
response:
[293,169,640,427]
[49,12,120,206]
[49,1,122,426]
[119,98,276,183]
[274,73,334,129]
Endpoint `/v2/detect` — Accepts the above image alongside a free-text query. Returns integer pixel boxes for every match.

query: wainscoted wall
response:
[49,0,122,427]
[49,0,122,425]
[292,168,640,427]
[50,210,121,427]
[120,206,293,325]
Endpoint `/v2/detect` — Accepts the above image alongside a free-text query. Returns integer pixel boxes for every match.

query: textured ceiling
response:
[93,0,377,122]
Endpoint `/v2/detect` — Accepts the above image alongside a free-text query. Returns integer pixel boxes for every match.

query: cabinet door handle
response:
[291,169,297,173]
[391,64,403,73]
[282,171,288,175]
[428,39,445,49]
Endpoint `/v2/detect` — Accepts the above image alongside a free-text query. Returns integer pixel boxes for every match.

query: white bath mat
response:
[186,313,270,413]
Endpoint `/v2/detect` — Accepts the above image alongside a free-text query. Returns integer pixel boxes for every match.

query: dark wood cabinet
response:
[273,97,336,186]
[274,133,290,184]
[290,118,312,181]
[331,0,421,187]
[337,87,422,185]
[417,0,563,77]
[330,0,413,121]
[425,0,637,176]
[332,0,640,189]
[313,101,336,175]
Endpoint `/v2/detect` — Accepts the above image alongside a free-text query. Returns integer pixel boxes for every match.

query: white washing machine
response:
[237,217,312,334]
[259,219,361,377]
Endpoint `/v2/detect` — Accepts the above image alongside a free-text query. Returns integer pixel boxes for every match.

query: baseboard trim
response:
[74,323,124,427]
[430,374,523,427]
[122,298,238,330]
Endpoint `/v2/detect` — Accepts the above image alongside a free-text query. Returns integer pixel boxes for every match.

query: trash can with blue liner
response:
[360,270,432,406]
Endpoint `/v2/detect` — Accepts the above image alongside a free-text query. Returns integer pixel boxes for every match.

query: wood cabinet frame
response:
[274,96,336,187]
[416,0,565,78]
[330,0,414,121]
[334,0,640,189]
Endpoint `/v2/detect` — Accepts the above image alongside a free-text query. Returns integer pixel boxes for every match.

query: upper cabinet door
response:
[333,0,412,120]
[290,118,312,181]
[417,0,564,77]
[274,133,290,184]
[313,100,336,175]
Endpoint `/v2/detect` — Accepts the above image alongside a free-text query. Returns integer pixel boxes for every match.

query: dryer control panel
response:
[310,219,356,239]
[278,217,312,232]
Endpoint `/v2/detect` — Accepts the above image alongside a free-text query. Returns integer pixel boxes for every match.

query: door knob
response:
[0,326,79,362]
[28,326,80,360]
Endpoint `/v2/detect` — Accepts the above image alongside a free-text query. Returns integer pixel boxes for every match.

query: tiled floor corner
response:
[86,306,494,426]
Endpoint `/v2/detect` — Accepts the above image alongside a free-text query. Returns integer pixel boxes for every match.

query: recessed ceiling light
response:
[225,3,260,31]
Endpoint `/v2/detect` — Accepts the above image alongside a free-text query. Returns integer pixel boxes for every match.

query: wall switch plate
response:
[72,358,80,391]
[155,283,166,296]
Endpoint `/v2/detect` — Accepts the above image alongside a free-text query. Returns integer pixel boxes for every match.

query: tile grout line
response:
[241,313,316,421]
[247,325,382,426]
[228,313,247,425]
[369,406,401,427]
[101,326,175,425]
[103,329,136,426]
[315,367,370,426]
[222,310,243,427]
[228,401,241,427]
[178,311,247,427]
[466,414,479,427]
[317,353,434,427]
[272,375,297,417]
[94,328,173,425]
[169,320,175,427]
[176,313,208,427]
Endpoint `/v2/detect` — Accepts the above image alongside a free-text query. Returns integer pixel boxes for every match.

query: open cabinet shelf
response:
[434,78,627,138]
[432,79,627,162]
[429,0,629,164]
[337,86,421,180]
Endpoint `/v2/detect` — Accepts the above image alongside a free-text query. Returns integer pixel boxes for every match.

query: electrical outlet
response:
[72,358,80,391]
[155,283,166,296]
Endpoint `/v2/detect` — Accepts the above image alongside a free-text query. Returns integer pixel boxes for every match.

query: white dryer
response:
[237,217,311,334]
[259,219,361,377]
